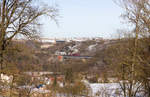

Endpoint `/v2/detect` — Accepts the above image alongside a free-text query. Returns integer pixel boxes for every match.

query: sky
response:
[40,0,126,39]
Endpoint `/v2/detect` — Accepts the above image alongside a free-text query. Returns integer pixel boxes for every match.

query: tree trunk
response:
[128,81,133,97]
[0,51,3,70]
[0,42,5,70]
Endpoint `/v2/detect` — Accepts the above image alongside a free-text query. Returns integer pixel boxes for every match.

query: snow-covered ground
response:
[90,83,121,97]
[89,83,145,97]
[88,44,97,51]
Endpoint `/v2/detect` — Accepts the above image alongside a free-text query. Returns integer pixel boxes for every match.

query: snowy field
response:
[89,83,121,97]
[89,83,144,97]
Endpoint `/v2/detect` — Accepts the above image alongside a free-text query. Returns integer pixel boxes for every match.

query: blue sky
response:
[41,0,125,39]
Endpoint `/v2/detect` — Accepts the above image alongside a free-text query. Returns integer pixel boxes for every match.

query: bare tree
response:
[0,0,58,70]
[111,0,150,96]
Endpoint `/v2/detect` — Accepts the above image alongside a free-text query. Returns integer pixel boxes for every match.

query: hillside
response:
[5,38,118,75]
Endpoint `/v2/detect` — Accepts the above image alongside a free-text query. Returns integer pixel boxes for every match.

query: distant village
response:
[14,37,105,61]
